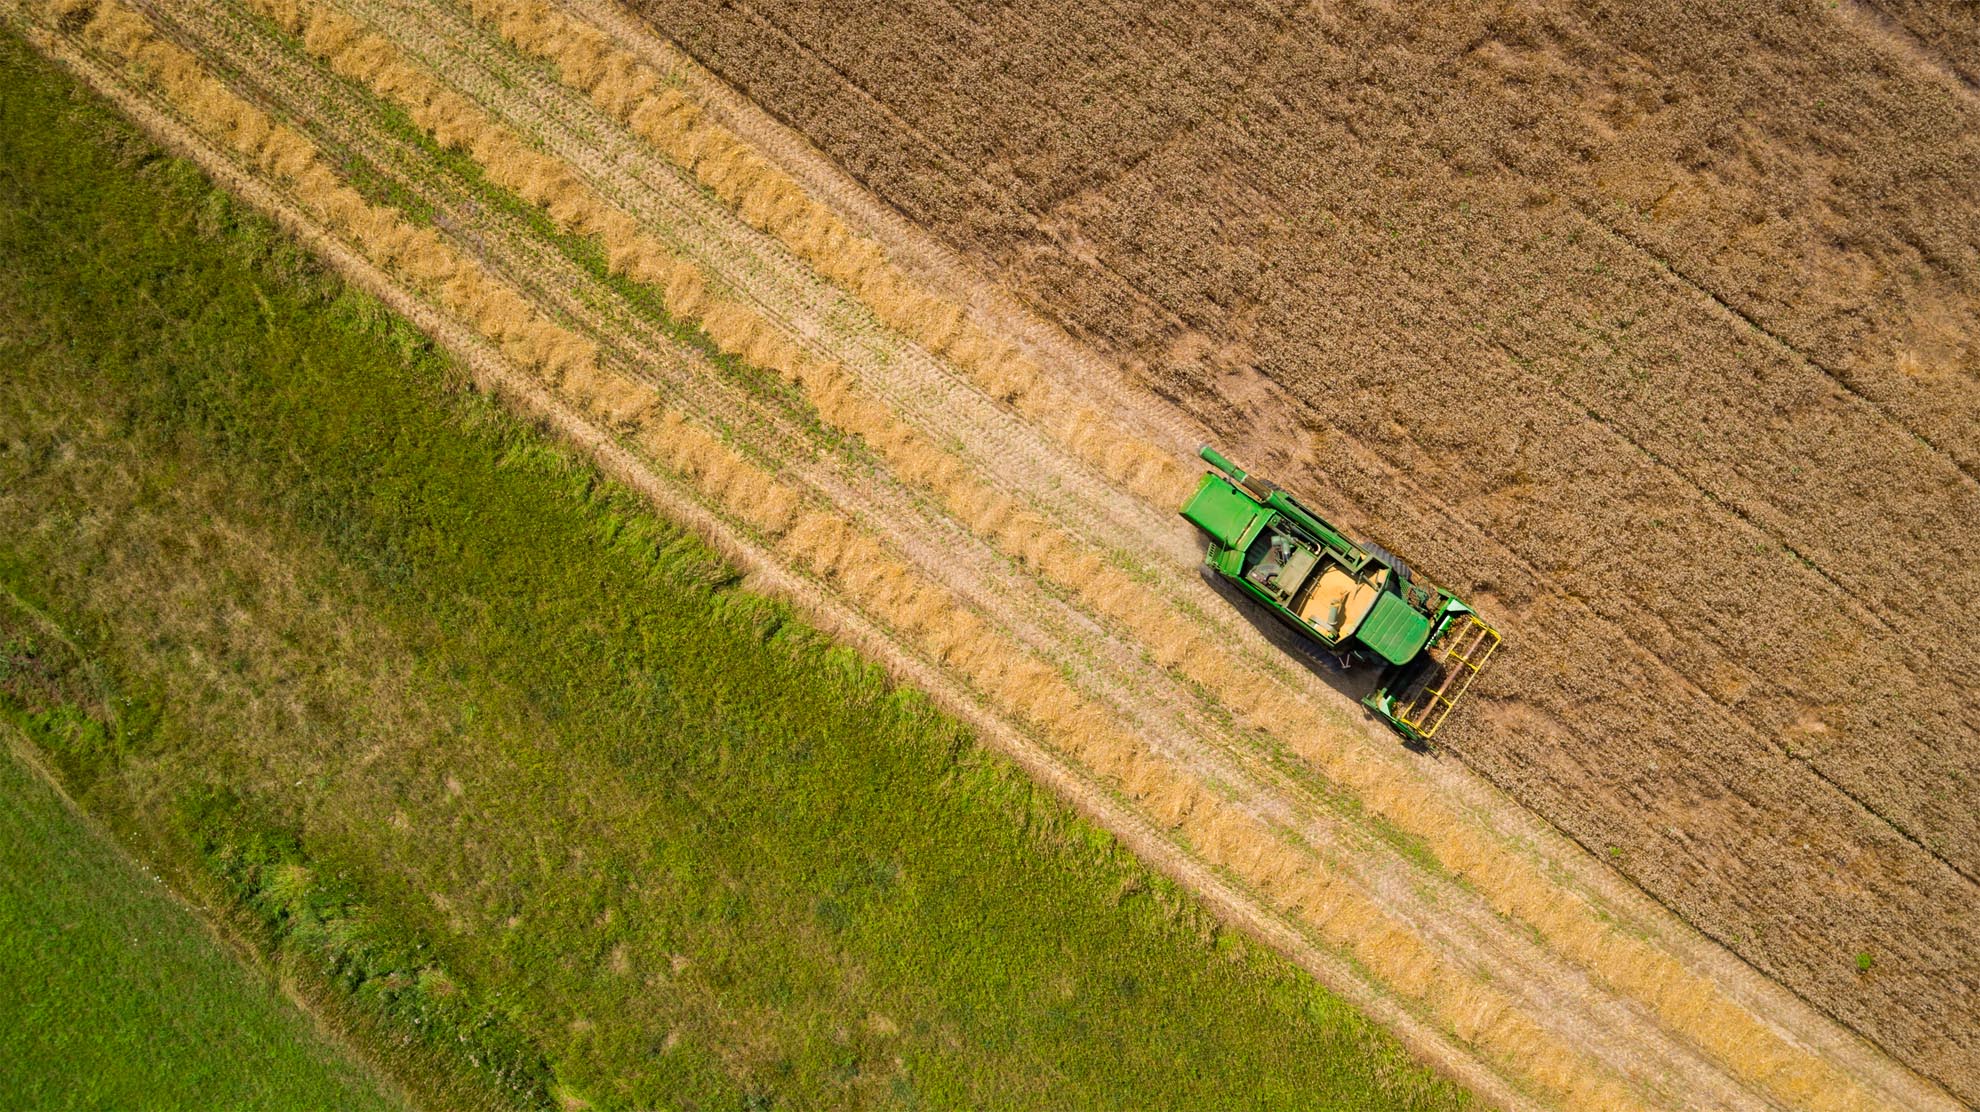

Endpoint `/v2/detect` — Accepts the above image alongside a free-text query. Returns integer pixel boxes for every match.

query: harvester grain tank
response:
[1179,446,1501,743]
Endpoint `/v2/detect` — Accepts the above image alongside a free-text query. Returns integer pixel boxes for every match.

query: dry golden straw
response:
[454,0,1194,509]
[435,8,1894,1103]
[69,0,605,404]
[233,9,1657,1095]
[247,2,1878,1103]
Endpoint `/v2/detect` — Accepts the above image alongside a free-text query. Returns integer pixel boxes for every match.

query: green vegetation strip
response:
[0,735,406,1112]
[0,28,1473,1112]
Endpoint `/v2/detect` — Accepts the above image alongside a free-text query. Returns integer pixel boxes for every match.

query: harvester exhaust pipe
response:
[1199,444,1244,482]
[1200,444,1277,500]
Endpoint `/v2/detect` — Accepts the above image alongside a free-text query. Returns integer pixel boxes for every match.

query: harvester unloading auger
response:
[1180,446,1501,744]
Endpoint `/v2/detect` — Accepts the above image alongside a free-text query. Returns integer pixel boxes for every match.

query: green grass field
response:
[0,737,406,1112]
[0,28,1472,1112]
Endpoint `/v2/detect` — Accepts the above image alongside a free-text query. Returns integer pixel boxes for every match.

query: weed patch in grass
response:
[0,735,406,1112]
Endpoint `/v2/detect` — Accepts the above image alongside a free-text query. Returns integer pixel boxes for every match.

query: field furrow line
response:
[1303,417,1980,1064]
[0,12,1637,1110]
[502,0,1980,771]
[1571,198,1980,490]
[395,0,1752,997]
[594,0,1978,1095]
[338,0,1205,587]
[209,0,1307,817]
[660,0,1980,899]
[1489,336,1979,892]
[179,0,1290,782]
[26,7,1751,1109]
[1384,304,1980,882]
[196,0,1440,904]
[534,10,1972,1108]
[1846,0,1980,100]
[455,0,1202,511]
[1505,213,1980,666]
[1344,369,1980,880]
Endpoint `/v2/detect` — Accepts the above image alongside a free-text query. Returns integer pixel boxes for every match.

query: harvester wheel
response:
[1363,540,1412,584]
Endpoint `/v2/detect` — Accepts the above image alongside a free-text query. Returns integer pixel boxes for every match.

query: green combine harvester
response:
[1180,446,1501,744]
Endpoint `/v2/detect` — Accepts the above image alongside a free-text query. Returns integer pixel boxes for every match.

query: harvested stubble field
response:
[1855,0,1980,88]
[3,0,1972,1106]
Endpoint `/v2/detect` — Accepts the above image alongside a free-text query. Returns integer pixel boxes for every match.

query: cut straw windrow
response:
[453,0,1197,510]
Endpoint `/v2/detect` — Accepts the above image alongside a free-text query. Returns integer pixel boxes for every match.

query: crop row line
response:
[167,0,1216,793]
[667,0,1980,915]
[42,0,1956,1103]
[3,5,1391,1074]
[1575,198,1979,489]
[1497,320,1980,894]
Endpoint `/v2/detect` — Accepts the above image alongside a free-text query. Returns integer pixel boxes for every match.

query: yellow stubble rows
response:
[50,1,1645,1105]
[451,0,1198,511]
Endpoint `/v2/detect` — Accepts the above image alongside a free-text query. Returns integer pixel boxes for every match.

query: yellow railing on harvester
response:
[1392,613,1502,740]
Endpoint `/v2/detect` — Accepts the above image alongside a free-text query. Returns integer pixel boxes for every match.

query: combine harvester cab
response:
[1180,445,1501,744]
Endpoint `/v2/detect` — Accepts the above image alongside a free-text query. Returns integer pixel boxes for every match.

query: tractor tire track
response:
[344,0,1198,575]
[267,2,1964,1100]
[19,15,1639,1100]
[650,0,1980,899]
[214,0,1252,802]
[19,4,1671,1100]
[0,30,1543,1111]
[132,0,1333,902]
[1570,196,1980,491]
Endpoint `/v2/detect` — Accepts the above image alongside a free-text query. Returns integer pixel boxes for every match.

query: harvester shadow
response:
[1191,559,1426,751]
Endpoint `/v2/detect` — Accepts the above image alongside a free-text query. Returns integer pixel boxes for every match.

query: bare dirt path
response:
[8,0,1966,1107]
